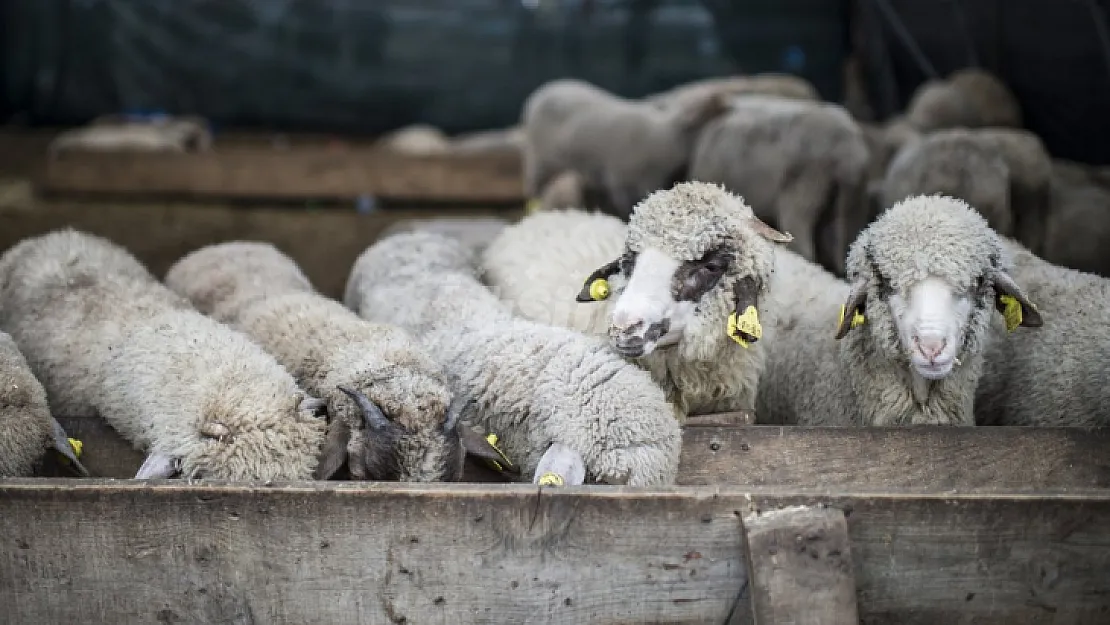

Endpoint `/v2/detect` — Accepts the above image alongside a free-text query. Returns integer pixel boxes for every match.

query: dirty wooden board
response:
[35,146,524,203]
[0,202,520,298]
[2,482,1109,625]
[680,425,1110,490]
[49,417,1110,492]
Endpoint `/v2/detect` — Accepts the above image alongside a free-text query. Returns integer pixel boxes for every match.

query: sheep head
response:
[575,182,791,359]
[835,194,1042,381]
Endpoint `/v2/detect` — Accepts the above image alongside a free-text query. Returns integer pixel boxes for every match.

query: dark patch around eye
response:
[865,248,892,301]
[619,250,638,275]
[673,248,733,301]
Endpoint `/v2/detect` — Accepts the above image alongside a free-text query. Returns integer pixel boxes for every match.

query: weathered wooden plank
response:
[1,482,1109,625]
[680,425,1110,490]
[35,146,525,203]
[0,202,520,298]
[686,411,757,427]
[743,505,859,625]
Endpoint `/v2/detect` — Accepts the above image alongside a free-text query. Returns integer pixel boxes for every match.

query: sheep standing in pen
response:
[0,331,87,477]
[756,194,1042,426]
[0,229,327,481]
[481,182,795,417]
[688,95,871,275]
[642,73,820,111]
[165,242,505,481]
[1042,171,1110,277]
[345,232,682,487]
[905,67,1023,131]
[976,238,1109,426]
[522,78,730,219]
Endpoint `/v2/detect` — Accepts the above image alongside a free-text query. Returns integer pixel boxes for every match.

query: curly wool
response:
[0,331,54,476]
[0,229,325,481]
[166,242,462,481]
[976,238,1110,426]
[758,194,1005,426]
[346,232,682,486]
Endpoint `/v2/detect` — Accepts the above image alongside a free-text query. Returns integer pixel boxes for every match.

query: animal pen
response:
[3,1,1110,624]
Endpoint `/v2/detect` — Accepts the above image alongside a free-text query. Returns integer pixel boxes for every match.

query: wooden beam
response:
[1,481,1109,624]
[35,146,525,203]
[47,417,1110,493]
[743,505,859,625]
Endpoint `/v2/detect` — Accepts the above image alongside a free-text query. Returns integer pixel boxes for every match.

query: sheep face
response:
[835,194,1043,381]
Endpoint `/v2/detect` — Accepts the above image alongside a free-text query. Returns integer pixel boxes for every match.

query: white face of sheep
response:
[575,217,793,359]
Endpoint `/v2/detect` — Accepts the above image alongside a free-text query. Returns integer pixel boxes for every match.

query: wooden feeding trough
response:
[5,418,1110,624]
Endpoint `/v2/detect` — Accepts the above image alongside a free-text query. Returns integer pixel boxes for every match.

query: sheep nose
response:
[914,335,947,362]
[611,313,644,335]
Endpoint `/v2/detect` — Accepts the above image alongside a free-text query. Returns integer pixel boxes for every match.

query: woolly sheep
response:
[376,124,451,155]
[643,73,820,111]
[976,238,1106,426]
[688,95,871,275]
[1042,169,1110,277]
[375,217,510,255]
[345,231,683,486]
[0,330,87,477]
[49,115,212,154]
[165,242,504,481]
[906,67,1022,131]
[481,182,795,417]
[756,194,1042,426]
[522,78,730,219]
[0,229,327,481]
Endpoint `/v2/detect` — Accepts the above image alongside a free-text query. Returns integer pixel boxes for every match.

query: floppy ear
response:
[49,417,89,477]
[835,278,869,340]
[314,419,351,480]
[991,269,1043,331]
[748,215,794,244]
[534,443,586,486]
[576,258,623,302]
[135,452,180,480]
[459,424,518,474]
[727,276,764,348]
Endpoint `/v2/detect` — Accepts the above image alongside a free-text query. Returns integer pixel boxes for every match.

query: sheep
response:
[481,181,795,417]
[0,229,327,481]
[976,238,1107,426]
[375,124,451,155]
[1041,166,1110,277]
[345,231,683,486]
[0,330,87,477]
[643,73,820,111]
[375,217,510,255]
[522,78,730,219]
[688,95,871,275]
[49,115,212,154]
[905,67,1023,131]
[756,194,1042,426]
[165,242,505,481]
[881,128,1052,254]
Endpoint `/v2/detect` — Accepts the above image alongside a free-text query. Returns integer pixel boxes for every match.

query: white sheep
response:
[0,229,327,481]
[374,217,510,255]
[905,67,1023,131]
[48,115,212,154]
[757,194,1041,426]
[643,73,820,111]
[481,181,794,417]
[374,124,452,155]
[522,78,729,218]
[688,95,871,275]
[0,330,87,477]
[1042,167,1110,277]
[345,231,682,487]
[976,237,1108,426]
[165,242,505,481]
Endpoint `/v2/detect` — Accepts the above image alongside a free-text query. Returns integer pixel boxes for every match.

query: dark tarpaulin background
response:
[0,0,848,135]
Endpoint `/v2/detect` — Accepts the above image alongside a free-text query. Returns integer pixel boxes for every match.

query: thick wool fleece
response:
[166,242,463,481]
[0,331,54,476]
[0,229,325,481]
[976,238,1110,426]
[758,195,1006,426]
[346,232,681,486]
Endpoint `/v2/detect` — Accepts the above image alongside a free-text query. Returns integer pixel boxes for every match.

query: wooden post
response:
[743,505,859,625]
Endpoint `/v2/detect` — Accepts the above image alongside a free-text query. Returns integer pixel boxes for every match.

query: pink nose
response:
[611,311,644,334]
[914,335,947,362]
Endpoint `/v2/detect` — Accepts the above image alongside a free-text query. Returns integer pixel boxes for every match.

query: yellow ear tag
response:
[524,198,542,214]
[58,437,83,465]
[837,304,867,330]
[588,278,610,301]
[482,433,514,472]
[537,472,565,486]
[999,294,1022,333]
[727,305,762,348]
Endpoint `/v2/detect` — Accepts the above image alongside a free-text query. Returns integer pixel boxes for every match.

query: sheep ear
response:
[459,424,518,473]
[991,269,1043,330]
[314,419,351,480]
[49,417,89,477]
[576,258,622,302]
[135,452,180,480]
[534,443,586,486]
[835,279,869,339]
[748,215,793,243]
[727,276,764,348]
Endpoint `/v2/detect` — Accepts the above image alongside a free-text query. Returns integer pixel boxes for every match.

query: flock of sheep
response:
[3,68,1106,487]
